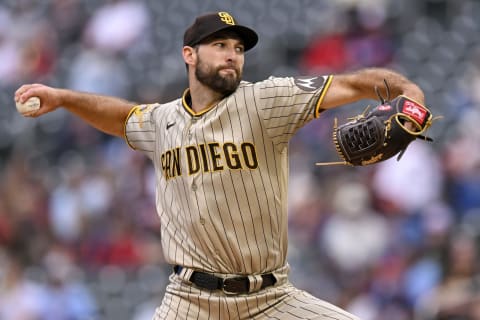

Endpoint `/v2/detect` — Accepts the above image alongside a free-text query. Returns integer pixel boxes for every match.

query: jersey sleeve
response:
[124,103,160,160]
[255,75,332,148]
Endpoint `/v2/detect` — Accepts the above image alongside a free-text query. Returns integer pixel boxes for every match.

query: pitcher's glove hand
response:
[316,94,438,166]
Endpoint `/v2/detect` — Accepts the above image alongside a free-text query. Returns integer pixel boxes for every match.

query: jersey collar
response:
[182,88,218,117]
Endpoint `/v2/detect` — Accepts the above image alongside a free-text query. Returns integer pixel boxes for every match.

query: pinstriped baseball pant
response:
[152,269,361,320]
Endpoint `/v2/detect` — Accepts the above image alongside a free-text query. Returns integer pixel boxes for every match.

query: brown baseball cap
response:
[183,12,258,51]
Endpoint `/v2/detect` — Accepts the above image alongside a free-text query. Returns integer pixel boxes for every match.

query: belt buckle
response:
[222,276,244,295]
[222,277,238,295]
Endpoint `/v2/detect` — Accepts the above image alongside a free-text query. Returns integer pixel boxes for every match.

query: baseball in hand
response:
[16,96,41,115]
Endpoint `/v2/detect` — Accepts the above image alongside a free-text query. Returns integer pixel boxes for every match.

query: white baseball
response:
[16,96,41,115]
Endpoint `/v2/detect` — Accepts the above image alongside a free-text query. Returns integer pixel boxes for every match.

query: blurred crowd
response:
[0,0,480,319]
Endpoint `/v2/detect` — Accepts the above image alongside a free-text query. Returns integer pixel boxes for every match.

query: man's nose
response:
[225,47,238,61]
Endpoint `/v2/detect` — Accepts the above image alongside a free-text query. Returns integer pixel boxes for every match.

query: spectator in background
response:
[83,0,150,54]
[416,231,480,320]
[0,247,49,319]
[0,7,22,86]
[321,181,389,274]
[42,244,98,319]
[19,20,58,83]
[371,142,443,215]
[49,0,86,46]
[442,108,480,220]
[66,0,150,98]
[298,8,350,74]
[299,6,394,74]
[320,181,390,319]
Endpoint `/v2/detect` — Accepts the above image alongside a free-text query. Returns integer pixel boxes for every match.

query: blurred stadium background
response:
[1,0,480,319]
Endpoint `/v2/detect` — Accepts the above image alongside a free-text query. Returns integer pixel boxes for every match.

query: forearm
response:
[58,89,135,137]
[15,84,136,137]
[321,68,424,109]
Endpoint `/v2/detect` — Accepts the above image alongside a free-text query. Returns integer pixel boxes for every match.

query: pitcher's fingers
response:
[15,84,43,102]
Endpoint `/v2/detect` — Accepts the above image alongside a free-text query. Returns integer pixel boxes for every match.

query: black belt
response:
[174,265,276,294]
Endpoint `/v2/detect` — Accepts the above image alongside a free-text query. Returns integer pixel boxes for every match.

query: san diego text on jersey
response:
[160,141,259,179]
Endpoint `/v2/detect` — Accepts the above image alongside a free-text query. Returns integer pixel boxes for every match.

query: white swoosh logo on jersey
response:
[294,76,325,92]
[297,77,317,90]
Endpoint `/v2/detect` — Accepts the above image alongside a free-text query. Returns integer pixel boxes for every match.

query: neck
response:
[189,81,224,113]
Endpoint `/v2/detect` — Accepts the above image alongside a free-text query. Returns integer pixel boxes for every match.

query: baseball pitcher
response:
[15,11,431,320]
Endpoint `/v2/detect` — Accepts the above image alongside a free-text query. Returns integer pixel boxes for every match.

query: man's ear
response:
[182,46,196,67]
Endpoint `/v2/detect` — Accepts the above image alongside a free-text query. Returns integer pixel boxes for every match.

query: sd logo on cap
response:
[183,11,258,51]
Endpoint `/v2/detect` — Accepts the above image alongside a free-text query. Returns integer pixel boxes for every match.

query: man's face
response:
[194,32,245,96]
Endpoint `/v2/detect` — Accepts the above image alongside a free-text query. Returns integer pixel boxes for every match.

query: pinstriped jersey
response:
[124,75,332,275]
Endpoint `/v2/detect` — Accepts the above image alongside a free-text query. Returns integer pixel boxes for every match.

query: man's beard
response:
[195,59,242,96]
